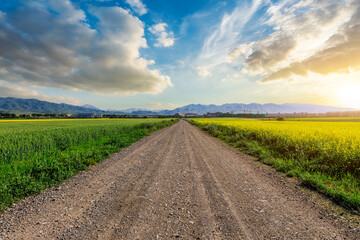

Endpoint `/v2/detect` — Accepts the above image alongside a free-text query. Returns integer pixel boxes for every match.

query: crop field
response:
[191,118,360,210]
[286,117,360,122]
[0,118,176,210]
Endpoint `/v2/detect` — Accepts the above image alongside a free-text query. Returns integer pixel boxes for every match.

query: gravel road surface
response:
[0,120,358,239]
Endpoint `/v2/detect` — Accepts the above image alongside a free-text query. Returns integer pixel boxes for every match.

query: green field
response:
[0,118,176,210]
[191,118,360,211]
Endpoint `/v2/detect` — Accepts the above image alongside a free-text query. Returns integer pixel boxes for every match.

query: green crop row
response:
[191,118,360,212]
[0,118,177,211]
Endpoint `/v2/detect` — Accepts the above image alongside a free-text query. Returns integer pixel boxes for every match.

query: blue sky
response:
[0,0,360,110]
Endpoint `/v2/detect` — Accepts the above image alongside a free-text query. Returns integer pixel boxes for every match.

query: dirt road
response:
[0,120,358,239]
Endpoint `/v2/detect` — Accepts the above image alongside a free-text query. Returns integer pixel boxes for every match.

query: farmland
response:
[1,120,359,239]
[191,118,360,211]
[286,117,360,122]
[0,118,176,210]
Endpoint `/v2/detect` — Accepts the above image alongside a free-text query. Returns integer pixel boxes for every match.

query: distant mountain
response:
[157,103,355,115]
[82,104,101,110]
[0,97,355,115]
[0,97,104,114]
[120,108,149,113]
[131,110,158,115]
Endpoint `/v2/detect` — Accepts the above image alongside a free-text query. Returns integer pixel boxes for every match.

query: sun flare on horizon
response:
[337,84,360,109]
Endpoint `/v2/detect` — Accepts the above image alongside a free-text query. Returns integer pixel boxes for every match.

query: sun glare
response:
[338,84,360,109]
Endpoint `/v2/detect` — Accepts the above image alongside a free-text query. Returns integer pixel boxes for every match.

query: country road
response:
[0,120,358,239]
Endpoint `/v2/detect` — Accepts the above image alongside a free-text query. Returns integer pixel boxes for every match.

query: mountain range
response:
[0,97,355,115]
[159,103,355,115]
[0,97,106,114]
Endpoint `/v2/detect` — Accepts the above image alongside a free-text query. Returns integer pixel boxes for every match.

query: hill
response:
[157,103,354,115]
[82,104,101,110]
[0,97,354,115]
[0,97,104,114]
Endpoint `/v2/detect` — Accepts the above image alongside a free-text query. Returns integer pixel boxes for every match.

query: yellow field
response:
[193,118,360,164]
[191,118,360,210]
[286,117,360,122]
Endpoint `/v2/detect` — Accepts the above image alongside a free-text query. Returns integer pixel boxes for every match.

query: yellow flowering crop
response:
[193,118,360,176]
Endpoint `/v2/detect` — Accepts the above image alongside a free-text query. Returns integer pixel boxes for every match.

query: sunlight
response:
[338,84,360,109]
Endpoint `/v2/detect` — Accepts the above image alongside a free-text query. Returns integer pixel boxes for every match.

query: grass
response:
[0,118,177,211]
[190,118,360,212]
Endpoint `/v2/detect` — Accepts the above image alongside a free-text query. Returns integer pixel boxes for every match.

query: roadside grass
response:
[190,120,360,212]
[0,119,177,211]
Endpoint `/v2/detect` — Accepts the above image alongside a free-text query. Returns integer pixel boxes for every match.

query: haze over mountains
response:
[0,97,355,115]
[158,103,356,115]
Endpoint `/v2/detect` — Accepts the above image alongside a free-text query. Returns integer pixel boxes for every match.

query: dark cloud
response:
[0,0,171,94]
[244,35,296,73]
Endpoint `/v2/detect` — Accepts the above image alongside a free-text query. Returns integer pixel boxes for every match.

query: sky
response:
[0,0,359,110]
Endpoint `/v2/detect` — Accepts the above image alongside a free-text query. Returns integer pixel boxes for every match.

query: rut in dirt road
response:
[0,120,358,239]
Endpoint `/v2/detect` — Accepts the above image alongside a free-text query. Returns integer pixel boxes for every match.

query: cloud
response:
[148,23,175,47]
[0,0,171,95]
[0,11,5,23]
[196,66,211,78]
[227,0,360,82]
[0,80,81,105]
[198,0,264,67]
[220,73,241,83]
[226,42,255,62]
[261,0,360,82]
[244,34,296,74]
[125,0,147,15]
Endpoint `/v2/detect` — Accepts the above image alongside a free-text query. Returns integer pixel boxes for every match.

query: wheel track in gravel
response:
[186,128,257,239]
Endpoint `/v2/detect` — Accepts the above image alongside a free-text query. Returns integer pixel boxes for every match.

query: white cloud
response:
[149,23,167,33]
[221,73,241,83]
[177,60,185,66]
[196,66,211,78]
[227,0,360,82]
[261,0,360,82]
[198,0,264,68]
[0,0,171,95]
[226,42,255,62]
[125,0,147,16]
[149,23,175,47]
[0,80,81,105]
